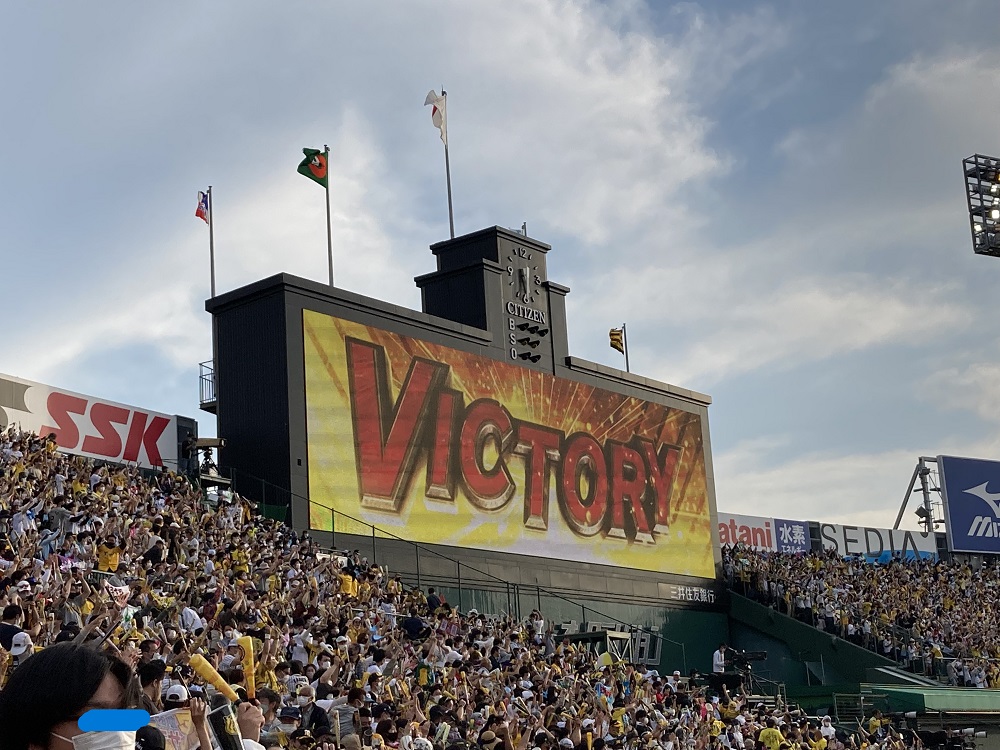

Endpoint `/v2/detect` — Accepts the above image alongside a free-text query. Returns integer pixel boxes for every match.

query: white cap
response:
[165,684,189,702]
[10,632,32,656]
[559,739,575,748]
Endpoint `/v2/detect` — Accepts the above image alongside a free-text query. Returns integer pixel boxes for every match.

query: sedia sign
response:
[303,311,716,578]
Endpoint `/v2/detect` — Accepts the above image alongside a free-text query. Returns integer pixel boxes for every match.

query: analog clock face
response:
[506,249,543,305]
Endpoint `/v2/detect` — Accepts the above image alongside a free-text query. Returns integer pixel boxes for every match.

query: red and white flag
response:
[424,90,448,146]
[195,190,211,224]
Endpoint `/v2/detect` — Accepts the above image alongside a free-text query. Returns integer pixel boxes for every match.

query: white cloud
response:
[567,259,971,386]
[923,356,1000,426]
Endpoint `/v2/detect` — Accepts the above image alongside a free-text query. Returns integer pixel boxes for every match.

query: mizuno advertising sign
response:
[938,455,1000,554]
[302,310,716,578]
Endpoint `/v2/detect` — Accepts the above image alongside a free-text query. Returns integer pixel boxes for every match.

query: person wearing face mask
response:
[277,707,303,741]
[314,652,334,684]
[297,685,332,734]
[257,688,284,747]
[0,642,140,750]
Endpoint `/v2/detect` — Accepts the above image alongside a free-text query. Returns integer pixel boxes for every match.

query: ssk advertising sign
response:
[938,455,1000,554]
[302,310,717,578]
[0,373,177,469]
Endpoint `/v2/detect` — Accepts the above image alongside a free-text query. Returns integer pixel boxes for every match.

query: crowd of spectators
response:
[722,546,1000,687]
[0,426,936,750]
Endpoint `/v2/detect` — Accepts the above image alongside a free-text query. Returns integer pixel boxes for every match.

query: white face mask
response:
[297,695,311,706]
[53,731,136,750]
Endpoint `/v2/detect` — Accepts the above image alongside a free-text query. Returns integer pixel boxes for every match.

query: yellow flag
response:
[609,328,624,353]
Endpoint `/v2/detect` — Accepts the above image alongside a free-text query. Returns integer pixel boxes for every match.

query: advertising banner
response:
[818,522,936,561]
[938,454,1000,554]
[717,513,777,551]
[773,518,810,553]
[303,310,715,578]
[0,373,176,469]
[717,513,809,553]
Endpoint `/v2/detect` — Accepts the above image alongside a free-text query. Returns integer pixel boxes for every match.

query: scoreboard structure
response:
[206,226,721,599]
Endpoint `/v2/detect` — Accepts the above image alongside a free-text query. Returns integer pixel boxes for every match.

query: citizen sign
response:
[0,373,177,468]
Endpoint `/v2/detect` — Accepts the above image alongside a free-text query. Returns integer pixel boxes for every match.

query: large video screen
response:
[303,310,715,578]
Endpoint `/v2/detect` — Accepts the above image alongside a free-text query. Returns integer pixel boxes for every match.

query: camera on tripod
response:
[730,650,767,672]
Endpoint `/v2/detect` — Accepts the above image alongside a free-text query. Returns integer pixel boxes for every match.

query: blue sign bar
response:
[78,709,150,732]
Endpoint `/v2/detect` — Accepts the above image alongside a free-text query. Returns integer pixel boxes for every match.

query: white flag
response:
[424,89,448,146]
[107,584,131,608]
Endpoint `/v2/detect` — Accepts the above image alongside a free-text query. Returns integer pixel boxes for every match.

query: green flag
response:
[298,147,328,188]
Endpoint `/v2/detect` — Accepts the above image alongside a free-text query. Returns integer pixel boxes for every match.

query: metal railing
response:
[731,574,951,680]
[223,466,692,673]
[199,361,216,406]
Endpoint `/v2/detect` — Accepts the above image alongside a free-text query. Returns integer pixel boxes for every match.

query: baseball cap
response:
[165,684,189,702]
[135,726,167,750]
[560,740,575,749]
[280,706,302,719]
[10,632,32,656]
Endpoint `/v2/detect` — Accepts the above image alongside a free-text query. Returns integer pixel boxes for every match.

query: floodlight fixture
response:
[963,154,1000,257]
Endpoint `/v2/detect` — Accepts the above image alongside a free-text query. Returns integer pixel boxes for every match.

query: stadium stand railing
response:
[727,567,950,682]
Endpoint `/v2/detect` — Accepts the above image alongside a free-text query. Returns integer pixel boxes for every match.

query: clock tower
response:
[414,226,570,372]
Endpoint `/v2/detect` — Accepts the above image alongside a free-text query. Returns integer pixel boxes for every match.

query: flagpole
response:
[442,88,455,239]
[208,186,216,298]
[622,322,630,373]
[324,144,334,286]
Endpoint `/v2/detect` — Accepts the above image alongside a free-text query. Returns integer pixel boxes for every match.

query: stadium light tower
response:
[963,154,1000,257]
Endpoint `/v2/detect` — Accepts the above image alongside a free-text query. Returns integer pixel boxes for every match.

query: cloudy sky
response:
[2,1,999,530]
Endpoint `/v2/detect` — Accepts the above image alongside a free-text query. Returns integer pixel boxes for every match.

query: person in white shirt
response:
[712,643,728,673]
[290,627,312,664]
[180,605,204,634]
[820,717,836,739]
[53,471,66,496]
